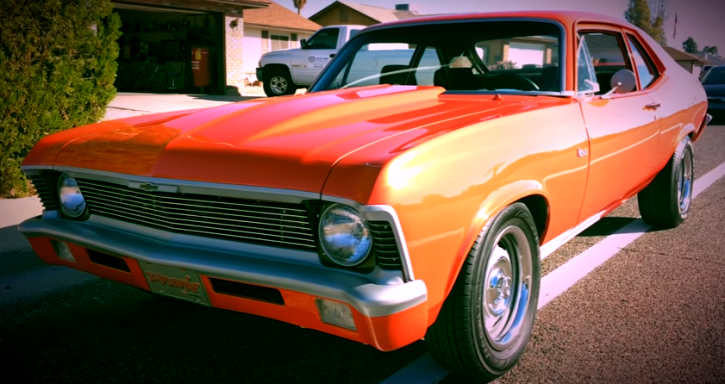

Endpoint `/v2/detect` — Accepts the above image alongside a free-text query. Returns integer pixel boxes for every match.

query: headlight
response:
[58,173,86,218]
[319,204,372,267]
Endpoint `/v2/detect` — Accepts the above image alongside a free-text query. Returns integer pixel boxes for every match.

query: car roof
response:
[365,10,630,30]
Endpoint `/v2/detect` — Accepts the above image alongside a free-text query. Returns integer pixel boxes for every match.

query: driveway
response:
[102,92,264,120]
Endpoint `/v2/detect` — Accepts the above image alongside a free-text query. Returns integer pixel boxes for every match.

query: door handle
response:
[645,102,661,110]
[330,54,336,58]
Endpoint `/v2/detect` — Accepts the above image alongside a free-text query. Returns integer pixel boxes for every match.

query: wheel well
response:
[517,194,549,243]
[263,64,291,76]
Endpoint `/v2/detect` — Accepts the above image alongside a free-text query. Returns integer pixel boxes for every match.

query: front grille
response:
[76,178,316,250]
[28,173,60,211]
[28,170,406,272]
[369,221,402,269]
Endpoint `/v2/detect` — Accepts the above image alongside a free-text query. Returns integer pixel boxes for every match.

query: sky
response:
[277,0,725,53]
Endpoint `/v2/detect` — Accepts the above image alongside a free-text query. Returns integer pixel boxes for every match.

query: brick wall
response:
[225,14,244,90]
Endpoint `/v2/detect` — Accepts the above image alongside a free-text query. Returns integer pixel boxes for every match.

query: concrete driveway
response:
[102,92,264,120]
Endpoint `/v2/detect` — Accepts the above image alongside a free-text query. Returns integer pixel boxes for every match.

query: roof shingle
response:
[663,46,706,63]
[244,1,321,32]
[317,1,424,24]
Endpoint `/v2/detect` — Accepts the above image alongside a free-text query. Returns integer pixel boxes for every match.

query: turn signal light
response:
[52,241,76,263]
[315,298,356,331]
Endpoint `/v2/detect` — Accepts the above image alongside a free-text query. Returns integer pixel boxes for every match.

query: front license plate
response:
[138,260,210,306]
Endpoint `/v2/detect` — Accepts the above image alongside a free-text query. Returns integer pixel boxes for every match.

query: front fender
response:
[436,181,548,317]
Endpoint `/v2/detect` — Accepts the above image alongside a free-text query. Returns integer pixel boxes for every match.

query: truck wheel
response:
[426,202,541,381]
[637,135,694,229]
[263,69,296,97]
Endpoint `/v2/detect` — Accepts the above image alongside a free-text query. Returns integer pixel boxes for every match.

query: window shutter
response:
[262,30,269,54]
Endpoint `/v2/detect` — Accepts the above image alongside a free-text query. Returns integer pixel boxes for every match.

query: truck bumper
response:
[18,213,429,352]
[256,67,263,83]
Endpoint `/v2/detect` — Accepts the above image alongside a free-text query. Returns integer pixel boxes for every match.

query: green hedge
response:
[0,0,122,197]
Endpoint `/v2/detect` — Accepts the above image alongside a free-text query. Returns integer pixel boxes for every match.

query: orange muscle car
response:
[19,11,711,381]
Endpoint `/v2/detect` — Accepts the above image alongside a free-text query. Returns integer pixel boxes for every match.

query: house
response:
[663,46,706,78]
[110,0,320,95]
[242,2,322,84]
[310,1,424,27]
[694,53,725,79]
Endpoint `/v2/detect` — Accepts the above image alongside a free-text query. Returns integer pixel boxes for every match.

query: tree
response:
[292,0,307,15]
[703,46,719,55]
[682,37,699,53]
[624,0,668,45]
[0,0,121,196]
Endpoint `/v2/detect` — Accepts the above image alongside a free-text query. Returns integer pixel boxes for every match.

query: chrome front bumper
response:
[18,212,427,317]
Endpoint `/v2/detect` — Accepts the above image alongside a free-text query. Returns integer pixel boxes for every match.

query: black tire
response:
[151,69,168,93]
[263,68,296,97]
[637,135,694,229]
[426,202,541,382]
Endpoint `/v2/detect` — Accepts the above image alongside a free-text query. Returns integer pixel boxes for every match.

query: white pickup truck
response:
[256,25,366,97]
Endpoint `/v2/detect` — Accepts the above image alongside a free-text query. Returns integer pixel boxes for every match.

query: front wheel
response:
[263,68,297,97]
[426,202,541,382]
[637,135,694,229]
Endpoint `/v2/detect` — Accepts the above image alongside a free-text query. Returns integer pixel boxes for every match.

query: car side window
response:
[626,34,660,89]
[328,43,416,89]
[577,31,636,95]
[415,47,443,85]
[576,35,598,94]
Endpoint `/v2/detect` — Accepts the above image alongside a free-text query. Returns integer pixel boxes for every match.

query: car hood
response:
[37,86,562,193]
[704,83,725,97]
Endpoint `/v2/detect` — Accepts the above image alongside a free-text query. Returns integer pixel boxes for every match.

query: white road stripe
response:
[379,160,725,384]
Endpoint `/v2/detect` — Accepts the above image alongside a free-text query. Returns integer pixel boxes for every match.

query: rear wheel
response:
[426,202,541,382]
[637,135,694,229]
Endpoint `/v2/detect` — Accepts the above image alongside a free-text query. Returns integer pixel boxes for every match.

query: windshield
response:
[702,66,725,85]
[309,20,563,94]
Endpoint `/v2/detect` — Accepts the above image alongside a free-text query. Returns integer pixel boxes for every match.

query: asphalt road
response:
[1,126,724,384]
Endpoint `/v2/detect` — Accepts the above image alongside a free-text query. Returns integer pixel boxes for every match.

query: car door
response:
[576,25,662,222]
[622,30,677,166]
[292,27,341,84]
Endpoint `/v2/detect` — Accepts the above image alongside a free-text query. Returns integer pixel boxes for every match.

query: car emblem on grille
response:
[138,183,159,191]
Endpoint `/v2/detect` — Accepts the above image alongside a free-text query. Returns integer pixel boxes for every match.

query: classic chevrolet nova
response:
[19,11,710,381]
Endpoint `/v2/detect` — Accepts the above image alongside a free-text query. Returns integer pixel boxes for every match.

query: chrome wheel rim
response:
[483,226,532,351]
[270,76,288,94]
[677,151,693,214]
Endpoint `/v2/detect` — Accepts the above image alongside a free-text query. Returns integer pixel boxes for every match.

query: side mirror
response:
[300,39,308,49]
[610,69,637,94]
[602,69,637,99]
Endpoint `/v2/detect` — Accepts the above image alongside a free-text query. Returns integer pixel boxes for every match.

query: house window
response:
[271,35,290,51]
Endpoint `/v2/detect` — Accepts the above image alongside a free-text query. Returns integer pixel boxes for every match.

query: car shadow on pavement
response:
[577,217,667,237]
[189,94,264,103]
[0,280,429,383]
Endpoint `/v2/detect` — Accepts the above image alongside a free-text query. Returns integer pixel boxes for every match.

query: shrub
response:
[0,0,122,197]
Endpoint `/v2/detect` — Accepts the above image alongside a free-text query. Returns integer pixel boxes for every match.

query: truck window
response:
[306,28,340,50]
[350,29,362,38]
